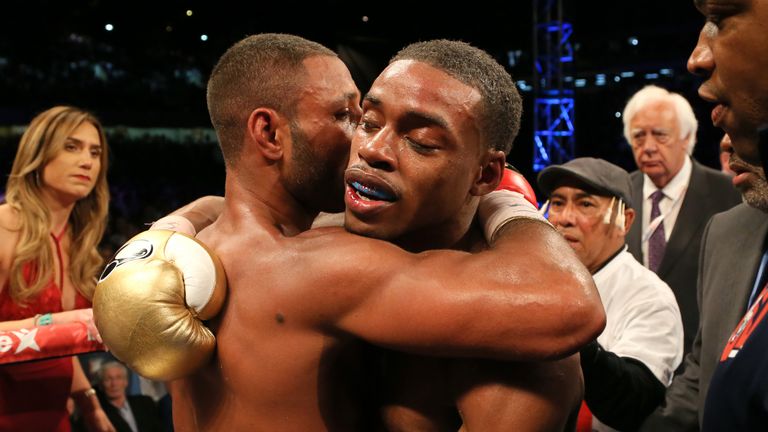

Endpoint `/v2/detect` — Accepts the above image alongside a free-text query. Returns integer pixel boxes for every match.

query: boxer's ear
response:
[247,108,285,161]
[623,207,636,234]
[471,150,505,196]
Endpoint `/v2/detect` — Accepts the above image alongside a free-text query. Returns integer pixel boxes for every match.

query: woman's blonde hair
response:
[4,106,109,303]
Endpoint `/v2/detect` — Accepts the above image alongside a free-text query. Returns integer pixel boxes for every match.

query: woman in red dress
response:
[0,106,115,431]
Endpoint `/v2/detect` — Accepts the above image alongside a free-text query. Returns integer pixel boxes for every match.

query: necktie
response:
[648,190,666,273]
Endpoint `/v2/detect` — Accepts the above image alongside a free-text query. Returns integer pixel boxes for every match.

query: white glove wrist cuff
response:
[150,215,197,237]
[479,190,551,243]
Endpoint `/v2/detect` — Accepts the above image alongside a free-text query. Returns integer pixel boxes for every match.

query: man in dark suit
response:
[640,138,768,430]
[95,362,162,432]
[643,4,768,428]
[623,85,741,355]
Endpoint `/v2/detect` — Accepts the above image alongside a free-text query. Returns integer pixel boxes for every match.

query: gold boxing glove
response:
[93,230,226,380]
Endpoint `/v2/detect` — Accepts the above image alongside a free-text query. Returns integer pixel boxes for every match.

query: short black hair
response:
[207,33,336,166]
[391,40,522,155]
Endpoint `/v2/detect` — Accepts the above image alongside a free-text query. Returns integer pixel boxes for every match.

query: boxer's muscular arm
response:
[152,195,225,235]
[301,218,604,361]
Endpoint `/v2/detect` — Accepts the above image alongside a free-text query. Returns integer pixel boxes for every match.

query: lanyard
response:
[748,250,768,309]
[641,186,687,244]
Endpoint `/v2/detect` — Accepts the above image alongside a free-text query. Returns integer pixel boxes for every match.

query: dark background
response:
[0,0,716,215]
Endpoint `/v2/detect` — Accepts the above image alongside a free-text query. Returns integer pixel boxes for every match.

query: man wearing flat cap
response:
[538,157,684,432]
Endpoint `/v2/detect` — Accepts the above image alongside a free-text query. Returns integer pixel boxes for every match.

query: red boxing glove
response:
[497,167,538,208]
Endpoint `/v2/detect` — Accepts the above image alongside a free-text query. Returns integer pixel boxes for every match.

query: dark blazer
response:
[640,203,768,431]
[98,392,162,432]
[627,160,741,353]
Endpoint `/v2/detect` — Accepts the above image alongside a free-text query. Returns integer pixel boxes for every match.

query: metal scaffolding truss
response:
[532,0,575,172]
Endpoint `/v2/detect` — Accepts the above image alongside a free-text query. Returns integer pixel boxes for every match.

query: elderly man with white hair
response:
[92,361,162,432]
[623,85,740,361]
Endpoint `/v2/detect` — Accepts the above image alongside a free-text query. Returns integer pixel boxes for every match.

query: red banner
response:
[0,322,106,364]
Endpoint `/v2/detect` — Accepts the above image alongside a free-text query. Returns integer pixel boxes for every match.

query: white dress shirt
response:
[114,399,139,432]
[591,247,684,432]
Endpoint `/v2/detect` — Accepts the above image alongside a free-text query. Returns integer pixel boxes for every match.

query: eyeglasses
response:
[630,128,675,147]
